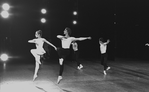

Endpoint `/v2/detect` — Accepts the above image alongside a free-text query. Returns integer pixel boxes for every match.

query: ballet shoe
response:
[103,70,107,75]
[106,67,111,71]
[33,75,38,81]
[57,76,62,84]
[77,64,83,70]
[79,64,83,69]
[77,66,80,70]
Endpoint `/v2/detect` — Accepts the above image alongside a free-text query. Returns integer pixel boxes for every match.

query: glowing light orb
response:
[73,11,77,15]
[2,3,10,11]
[41,8,47,14]
[41,18,46,23]
[1,11,9,18]
[0,53,9,61]
[73,20,77,25]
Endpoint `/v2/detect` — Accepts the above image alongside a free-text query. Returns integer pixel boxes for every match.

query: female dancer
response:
[56,27,91,84]
[99,38,110,75]
[28,30,57,81]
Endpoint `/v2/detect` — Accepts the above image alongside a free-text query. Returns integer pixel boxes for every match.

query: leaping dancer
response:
[56,27,91,84]
[28,30,57,81]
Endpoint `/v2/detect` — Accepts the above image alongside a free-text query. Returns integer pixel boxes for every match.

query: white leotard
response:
[34,38,46,54]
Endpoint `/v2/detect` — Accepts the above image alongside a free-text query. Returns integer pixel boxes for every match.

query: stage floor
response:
[0,58,149,92]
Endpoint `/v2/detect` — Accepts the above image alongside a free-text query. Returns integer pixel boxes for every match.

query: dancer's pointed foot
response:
[103,70,107,75]
[106,67,111,71]
[79,64,83,69]
[57,76,62,84]
[33,74,38,81]
[77,64,83,70]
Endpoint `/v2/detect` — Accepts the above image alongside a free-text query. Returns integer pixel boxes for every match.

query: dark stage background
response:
[0,0,149,62]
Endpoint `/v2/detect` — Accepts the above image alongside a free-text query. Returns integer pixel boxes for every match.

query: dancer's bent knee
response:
[30,49,37,56]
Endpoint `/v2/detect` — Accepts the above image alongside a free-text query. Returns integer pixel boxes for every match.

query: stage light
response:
[73,20,77,25]
[41,18,46,23]
[0,53,9,61]
[73,11,77,15]
[1,11,9,18]
[41,8,47,14]
[2,3,10,11]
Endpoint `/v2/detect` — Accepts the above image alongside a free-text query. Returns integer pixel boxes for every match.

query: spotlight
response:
[41,18,46,23]
[0,53,9,62]
[1,11,9,18]
[2,3,10,11]
[41,8,47,14]
[73,20,77,25]
[73,11,77,15]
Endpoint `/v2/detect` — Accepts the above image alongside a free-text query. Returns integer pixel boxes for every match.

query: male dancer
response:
[71,41,83,69]
[57,27,91,84]
[28,30,57,81]
[99,38,110,75]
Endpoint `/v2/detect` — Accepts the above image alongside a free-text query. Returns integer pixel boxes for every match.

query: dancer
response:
[71,41,83,69]
[56,27,91,84]
[28,30,57,81]
[99,38,110,75]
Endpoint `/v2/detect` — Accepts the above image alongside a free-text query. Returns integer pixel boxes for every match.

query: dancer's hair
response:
[99,37,104,42]
[37,30,42,37]
[65,27,71,36]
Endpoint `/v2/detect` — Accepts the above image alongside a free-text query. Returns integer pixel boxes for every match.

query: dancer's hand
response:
[145,43,149,46]
[54,47,57,51]
[87,37,91,39]
[107,39,110,43]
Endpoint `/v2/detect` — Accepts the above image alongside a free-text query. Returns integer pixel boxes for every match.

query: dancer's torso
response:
[100,43,107,54]
[62,37,75,49]
[35,38,45,53]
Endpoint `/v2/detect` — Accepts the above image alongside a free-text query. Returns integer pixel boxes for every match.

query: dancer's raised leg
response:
[31,49,41,64]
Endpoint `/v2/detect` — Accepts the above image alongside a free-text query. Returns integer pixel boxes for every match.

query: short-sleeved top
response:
[100,43,107,54]
[61,37,75,49]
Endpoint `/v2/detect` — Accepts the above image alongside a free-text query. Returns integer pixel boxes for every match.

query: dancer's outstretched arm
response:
[104,39,110,45]
[57,35,64,39]
[28,39,36,43]
[74,37,91,41]
[44,39,57,50]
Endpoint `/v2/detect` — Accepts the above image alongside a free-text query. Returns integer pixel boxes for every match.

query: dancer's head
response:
[35,30,42,38]
[99,37,104,43]
[64,27,71,36]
